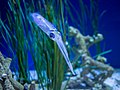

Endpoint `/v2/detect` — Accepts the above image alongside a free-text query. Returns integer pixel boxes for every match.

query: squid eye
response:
[49,33,55,38]
[33,13,39,17]
[33,14,41,19]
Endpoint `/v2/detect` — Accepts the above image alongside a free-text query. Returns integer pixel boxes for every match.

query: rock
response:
[0,51,24,90]
[104,70,120,90]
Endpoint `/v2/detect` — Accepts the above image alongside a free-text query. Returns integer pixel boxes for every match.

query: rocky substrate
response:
[61,69,120,90]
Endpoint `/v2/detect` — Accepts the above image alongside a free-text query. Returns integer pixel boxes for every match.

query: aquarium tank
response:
[0,0,120,90]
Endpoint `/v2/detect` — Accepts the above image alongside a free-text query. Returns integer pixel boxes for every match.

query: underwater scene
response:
[0,0,120,90]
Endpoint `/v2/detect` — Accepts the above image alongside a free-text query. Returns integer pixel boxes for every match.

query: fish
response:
[30,13,75,75]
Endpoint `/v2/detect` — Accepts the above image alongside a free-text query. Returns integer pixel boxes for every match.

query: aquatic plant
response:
[0,0,70,89]
[0,0,108,89]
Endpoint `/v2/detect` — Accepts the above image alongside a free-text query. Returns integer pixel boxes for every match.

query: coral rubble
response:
[63,26,114,89]
[0,52,24,90]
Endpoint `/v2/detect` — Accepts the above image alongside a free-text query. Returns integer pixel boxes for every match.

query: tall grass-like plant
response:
[90,0,102,54]
[1,0,31,83]
[0,0,71,89]
[0,0,106,89]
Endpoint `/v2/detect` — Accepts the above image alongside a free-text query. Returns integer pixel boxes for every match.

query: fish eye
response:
[49,32,55,39]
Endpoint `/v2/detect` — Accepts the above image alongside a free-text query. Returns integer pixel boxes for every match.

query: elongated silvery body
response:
[30,13,75,75]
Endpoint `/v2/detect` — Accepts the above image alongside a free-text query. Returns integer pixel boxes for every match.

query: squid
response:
[30,13,75,75]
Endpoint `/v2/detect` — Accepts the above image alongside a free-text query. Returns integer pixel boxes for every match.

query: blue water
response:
[0,0,120,68]
[98,0,120,68]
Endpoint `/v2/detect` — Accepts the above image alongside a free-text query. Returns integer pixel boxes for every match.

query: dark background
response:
[0,0,120,68]
[98,0,120,68]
